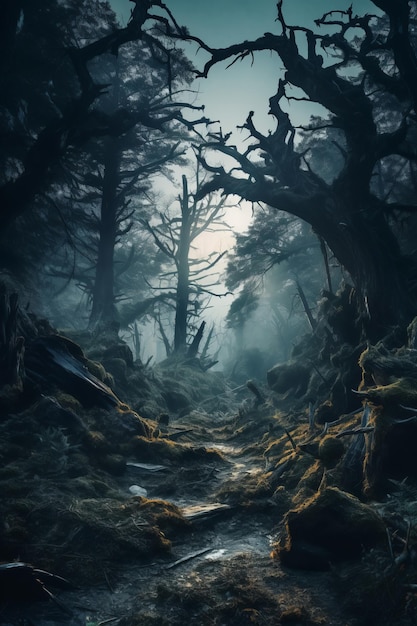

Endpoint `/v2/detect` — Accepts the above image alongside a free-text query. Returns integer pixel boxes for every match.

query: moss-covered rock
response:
[314,399,339,425]
[275,486,386,570]
[318,435,345,466]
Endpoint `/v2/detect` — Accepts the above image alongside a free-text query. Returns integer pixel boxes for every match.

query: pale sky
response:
[107,0,381,344]
[109,0,380,135]
[107,0,381,259]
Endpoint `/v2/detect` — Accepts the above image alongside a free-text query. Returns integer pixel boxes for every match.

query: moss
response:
[142,554,282,626]
[10,495,180,583]
[362,405,396,498]
[102,342,134,366]
[102,357,127,383]
[364,377,417,407]
[216,473,272,506]
[85,358,107,381]
[318,435,345,466]
[54,391,83,413]
[281,606,316,624]
[276,486,386,570]
[128,435,183,462]
[128,436,223,465]
[116,404,152,438]
[297,459,324,491]
[315,399,339,425]
[274,451,316,493]
[84,429,111,452]
[137,498,189,533]
[265,423,309,462]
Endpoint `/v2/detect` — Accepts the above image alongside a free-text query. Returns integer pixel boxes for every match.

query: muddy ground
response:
[0,404,358,626]
[1,322,417,625]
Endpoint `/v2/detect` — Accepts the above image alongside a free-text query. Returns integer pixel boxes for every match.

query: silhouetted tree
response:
[142,168,228,354]
[79,44,196,328]
[188,1,417,340]
[0,0,204,233]
[0,0,209,329]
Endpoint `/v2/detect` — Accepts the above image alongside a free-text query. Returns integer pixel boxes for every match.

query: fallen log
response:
[25,335,120,409]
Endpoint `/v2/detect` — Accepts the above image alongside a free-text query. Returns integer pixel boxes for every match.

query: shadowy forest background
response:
[2,0,417,372]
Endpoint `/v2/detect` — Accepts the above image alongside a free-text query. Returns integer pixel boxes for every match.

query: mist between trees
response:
[2,0,417,374]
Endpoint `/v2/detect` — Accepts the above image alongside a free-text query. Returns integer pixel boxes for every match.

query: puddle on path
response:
[203,534,272,561]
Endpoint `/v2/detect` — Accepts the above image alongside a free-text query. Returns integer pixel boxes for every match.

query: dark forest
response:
[2,1,417,624]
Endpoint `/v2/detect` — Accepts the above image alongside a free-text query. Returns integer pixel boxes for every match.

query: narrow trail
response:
[1,409,359,626]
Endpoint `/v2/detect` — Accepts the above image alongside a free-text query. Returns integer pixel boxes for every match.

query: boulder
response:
[277,487,386,570]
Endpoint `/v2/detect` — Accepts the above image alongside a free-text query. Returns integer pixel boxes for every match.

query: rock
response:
[25,335,120,409]
[267,363,310,397]
[277,486,386,570]
[129,485,148,497]
[103,343,134,367]
[318,436,345,466]
[314,399,339,425]
[102,357,128,383]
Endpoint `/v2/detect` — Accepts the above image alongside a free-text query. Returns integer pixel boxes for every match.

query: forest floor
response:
[0,403,360,626]
[2,324,417,626]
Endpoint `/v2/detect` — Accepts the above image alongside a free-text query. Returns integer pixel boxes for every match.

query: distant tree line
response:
[2,0,417,364]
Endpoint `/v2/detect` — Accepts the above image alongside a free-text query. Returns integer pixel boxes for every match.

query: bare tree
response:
[0,0,207,233]
[176,1,417,339]
[142,166,230,353]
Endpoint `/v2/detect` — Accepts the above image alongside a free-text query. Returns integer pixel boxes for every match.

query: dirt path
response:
[0,411,359,626]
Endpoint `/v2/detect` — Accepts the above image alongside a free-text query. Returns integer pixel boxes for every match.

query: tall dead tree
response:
[182,0,417,340]
[142,166,229,354]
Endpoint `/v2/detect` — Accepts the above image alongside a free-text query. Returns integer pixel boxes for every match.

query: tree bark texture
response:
[0,287,24,388]
[89,138,121,328]
[194,9,417,339]
[174,175,192,352]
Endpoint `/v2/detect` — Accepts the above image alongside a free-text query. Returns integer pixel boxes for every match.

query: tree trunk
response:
[311,198,417,340]
[0,286,24,388]
[89,137,120,328]
[188,321,206,358]
[174,175,192,352]
[0,0,22,73]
